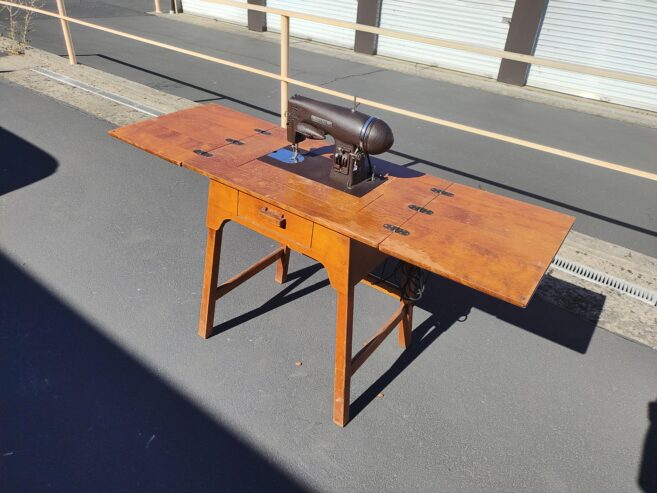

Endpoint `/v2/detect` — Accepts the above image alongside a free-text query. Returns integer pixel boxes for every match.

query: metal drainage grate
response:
[551,256,657,306]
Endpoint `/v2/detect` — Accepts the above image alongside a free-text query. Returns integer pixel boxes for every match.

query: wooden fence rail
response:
[0,0,655,182]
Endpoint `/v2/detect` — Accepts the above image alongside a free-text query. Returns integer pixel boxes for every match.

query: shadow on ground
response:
[0,127,58,195]
[0,102,307,492]
[0,252,308,492]
[639,398,657,492]
[2,113,652,492]
[349,269,602,419]
[76,54,281,118]
[210,257,603,422]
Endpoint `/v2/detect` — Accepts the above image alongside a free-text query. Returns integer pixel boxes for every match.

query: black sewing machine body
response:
[265,95,394,195]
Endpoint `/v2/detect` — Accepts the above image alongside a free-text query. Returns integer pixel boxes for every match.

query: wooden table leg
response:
[333,284,354,427]
[275,245,290,284]
[398,302,413,348]
[198,225,223,339]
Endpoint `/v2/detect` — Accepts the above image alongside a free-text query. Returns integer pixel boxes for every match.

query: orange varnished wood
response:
[207,181,238,228]
[200,194,390,426]
[380,183,574,307]
[359,174,451,223]
[333,285,354,427]
[166,104,277,138]
[398,302,413,349]
[183,127,290,174]
[216,247,284,299]
[351,303,405,376]
[109,119,217,165]
[111,104,575,427]
[361,274,401,299]
[109,104,278,166]
[201,158,438,248]
[198,224,225,339]
[237,192,314,248]
[275,245,290,284]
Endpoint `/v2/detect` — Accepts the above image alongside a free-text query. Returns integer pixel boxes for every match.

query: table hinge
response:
[254,128,271,135]
[430,187,454,197]
[225,138,244,145]
[408,204,433,215]
[193,149,213,157]
[384,224,410,236]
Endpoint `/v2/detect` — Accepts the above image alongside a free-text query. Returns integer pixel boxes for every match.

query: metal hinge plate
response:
[193,149,213,157]
[430,187,454,197]
[408,204,433,215]
[384,223,410,236]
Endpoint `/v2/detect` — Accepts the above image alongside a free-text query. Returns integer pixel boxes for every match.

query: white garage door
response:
[377,0,515,78]
[183,0,247,26]
[266,0,358,49]
[528,0,657,112]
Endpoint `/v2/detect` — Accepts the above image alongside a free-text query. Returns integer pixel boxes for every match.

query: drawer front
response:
[237,192,313,248]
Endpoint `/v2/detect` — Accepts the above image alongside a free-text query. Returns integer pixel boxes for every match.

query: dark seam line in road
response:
[75,53,281,118]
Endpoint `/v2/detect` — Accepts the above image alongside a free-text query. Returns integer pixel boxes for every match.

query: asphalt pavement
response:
[2,76,657,491]
[17,0,657,257]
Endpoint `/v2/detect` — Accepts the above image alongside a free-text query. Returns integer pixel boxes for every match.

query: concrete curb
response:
[2,36,655,350]
[0,37,197,126]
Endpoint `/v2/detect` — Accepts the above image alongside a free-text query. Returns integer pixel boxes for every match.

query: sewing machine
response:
[265,95,394,195]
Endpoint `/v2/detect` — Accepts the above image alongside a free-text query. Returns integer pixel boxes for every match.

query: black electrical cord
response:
[400,262,428,302]
[366,153,374,180]
[370,259,427,302]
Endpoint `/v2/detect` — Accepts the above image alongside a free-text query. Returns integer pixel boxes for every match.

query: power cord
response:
[371,259,428,302]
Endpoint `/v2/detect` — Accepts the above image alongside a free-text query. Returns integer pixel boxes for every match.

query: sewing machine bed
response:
[260,148,387,197]
[110,104,574,307]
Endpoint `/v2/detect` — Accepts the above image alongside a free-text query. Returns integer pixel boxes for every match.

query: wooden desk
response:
[111,104,574,426]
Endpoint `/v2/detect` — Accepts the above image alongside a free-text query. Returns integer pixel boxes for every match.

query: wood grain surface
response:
[109,105,278,166]
[110,104,574,307]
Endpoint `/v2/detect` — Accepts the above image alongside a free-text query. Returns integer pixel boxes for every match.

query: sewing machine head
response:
[284,95,394,189]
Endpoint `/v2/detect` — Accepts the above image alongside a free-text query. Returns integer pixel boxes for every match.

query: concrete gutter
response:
[1,36,655,350]
[0,38,196,126]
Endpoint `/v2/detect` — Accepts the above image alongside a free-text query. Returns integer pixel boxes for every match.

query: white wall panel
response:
[183,0,247,26]
[267,0,357,49]
[377,0,515,78]
[528,0,657,112]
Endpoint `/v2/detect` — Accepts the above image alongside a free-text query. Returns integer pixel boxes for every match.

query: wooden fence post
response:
[55,0,76,64]
[280,15,289,127]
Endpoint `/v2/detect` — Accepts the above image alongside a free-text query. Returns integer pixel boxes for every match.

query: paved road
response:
[13,0,657,256]
[2,79,657,492]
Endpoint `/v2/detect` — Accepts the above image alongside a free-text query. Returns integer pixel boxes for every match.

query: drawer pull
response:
[259,207,286,228]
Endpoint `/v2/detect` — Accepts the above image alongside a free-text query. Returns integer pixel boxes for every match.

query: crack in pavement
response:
[317,68,386,87]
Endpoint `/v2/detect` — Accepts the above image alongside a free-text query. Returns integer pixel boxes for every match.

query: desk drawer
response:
[237,192,313,248]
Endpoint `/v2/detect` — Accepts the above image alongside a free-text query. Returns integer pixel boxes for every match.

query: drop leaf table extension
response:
[110,104,574,427]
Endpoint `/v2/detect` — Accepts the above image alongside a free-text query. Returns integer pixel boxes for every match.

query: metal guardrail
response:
[208,0,657,89]
[1,0,656,183]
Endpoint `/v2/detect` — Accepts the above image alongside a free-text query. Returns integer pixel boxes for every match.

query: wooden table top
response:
[110,104,574,307]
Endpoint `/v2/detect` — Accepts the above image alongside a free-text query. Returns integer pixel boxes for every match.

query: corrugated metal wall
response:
[182,0,247,25]
[528,0,657,112]
[377,0,515,78]
[266,0,357,48]
[179,0,657,112]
